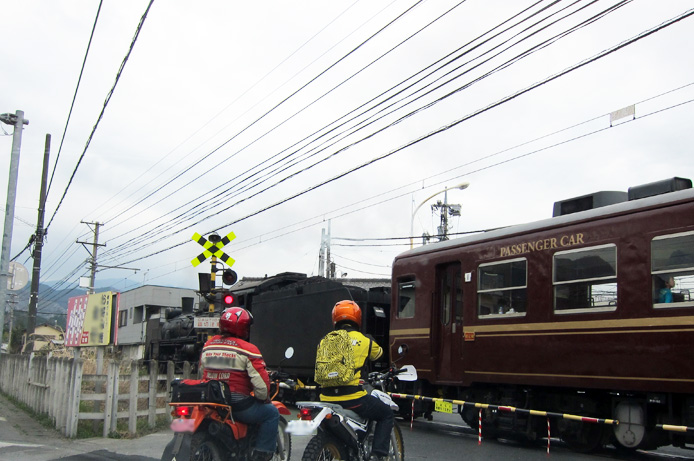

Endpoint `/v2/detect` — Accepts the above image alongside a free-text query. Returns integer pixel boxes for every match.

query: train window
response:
[477,259,527,318]
[652,232,694,308]
[437,263,462,326]
[455,267,463,325]
[397,279,416,319]
[553,244,617,313]
[440,272,451,326]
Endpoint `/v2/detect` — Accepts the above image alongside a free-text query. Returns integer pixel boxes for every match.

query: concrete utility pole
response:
[0,110,29,345]
[26,134,51,337]
[410,182,468,248]
[319,229,326,277]
[432,188,464,242]
[319,220,332,278]
[325,220,331,279]
[77,221,106,294]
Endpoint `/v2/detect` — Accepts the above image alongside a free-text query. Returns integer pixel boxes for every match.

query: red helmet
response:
[332,300,362,328]
[219,307,253,339]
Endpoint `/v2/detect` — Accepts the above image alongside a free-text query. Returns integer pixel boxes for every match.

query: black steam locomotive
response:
[147,272,391,379]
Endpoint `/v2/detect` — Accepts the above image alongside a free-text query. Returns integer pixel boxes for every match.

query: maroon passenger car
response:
[390,177,694,451]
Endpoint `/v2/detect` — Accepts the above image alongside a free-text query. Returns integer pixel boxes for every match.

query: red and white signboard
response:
[65,295,89,347]
[194,316,219,329]
[65,292,117,347]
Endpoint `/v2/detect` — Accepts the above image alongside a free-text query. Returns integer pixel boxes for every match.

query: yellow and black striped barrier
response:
[389,392,618,426]
[389,392,618,453]
[656,424,694,433]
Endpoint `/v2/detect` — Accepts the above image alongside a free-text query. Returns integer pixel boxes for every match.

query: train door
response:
[435,262,463,382]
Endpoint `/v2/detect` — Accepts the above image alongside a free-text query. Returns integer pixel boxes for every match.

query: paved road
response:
[2,393,693,461]
[0,393,313,461]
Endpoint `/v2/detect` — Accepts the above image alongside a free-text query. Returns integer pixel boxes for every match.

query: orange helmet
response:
[332,300,362,328]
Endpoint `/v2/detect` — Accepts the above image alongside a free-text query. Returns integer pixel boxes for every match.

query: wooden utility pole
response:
[26,134,51,337]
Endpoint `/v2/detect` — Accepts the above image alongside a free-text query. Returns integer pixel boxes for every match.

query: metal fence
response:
[0,353,194,438]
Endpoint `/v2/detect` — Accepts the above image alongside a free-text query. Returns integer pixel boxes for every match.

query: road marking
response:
[0,441,42,448]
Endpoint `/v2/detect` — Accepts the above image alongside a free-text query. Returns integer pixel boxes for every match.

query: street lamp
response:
[410,182,469,249]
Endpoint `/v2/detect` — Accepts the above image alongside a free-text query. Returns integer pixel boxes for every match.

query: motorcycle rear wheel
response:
[190,432,224,461]
[301,434,349,460]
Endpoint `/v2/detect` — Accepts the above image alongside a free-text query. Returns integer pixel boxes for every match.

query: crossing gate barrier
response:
[389,392,619,453]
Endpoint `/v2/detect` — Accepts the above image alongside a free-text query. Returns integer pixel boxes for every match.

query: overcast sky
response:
[1,0,693,300]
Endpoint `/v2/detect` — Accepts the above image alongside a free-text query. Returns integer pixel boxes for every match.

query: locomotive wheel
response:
[275,416,292,461]
[560,421,605,453]
[190,432,224,461]
[301,434,349,460]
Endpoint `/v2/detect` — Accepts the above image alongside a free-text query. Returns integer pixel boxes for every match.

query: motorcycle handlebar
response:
[367,366,405,384]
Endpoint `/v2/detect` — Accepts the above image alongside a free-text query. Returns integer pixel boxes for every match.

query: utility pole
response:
[26,134,50,337]
[7,293,16,352]
[77,221,106,294]
[319,220,332,278]
[319,229,326,277]
[431,188,462,242]
[325,221,331,279]
[0,110,29,345]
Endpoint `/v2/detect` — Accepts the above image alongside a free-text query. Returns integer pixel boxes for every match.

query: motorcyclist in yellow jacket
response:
[319,300,392,461]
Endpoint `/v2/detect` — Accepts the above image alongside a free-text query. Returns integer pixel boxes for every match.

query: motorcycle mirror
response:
[284,347,294,360]
[397,344,409,356]
[396,364,418,382]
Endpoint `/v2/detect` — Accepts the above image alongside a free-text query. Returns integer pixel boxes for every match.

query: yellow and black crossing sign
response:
[191,231,236,267]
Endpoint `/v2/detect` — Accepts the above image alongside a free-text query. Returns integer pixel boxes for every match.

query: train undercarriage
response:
[396,380,694,452]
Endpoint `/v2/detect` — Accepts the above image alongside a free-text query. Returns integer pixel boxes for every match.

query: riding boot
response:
[251,449,274,461]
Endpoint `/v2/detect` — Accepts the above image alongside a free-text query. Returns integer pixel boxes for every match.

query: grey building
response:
[116,285,200,360]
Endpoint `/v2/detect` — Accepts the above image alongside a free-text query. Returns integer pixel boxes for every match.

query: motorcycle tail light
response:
[175,406,192,417]
[299,408,313,420]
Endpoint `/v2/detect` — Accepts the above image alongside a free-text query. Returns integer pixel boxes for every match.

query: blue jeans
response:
[233,400,280,454]
[340,394,394,457]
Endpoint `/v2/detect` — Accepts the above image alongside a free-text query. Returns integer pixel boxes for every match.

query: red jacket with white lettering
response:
[200,334,271,401]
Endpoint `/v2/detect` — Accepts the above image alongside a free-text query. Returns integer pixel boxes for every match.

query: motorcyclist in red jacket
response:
[200,307,278,461]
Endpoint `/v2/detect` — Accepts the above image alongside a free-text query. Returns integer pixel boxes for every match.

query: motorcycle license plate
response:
[171,418,195,432]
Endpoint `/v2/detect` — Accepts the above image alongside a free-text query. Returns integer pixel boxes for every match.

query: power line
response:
[98,0,597,261]
[45,0,104,202]
[100,6,694,268]
[45,0,155,231]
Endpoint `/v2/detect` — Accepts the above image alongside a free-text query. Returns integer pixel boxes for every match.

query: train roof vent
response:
[627,177,692,201]
[552,191,627,217]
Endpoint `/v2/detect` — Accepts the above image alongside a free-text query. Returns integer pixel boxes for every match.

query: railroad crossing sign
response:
[191,231,236,267]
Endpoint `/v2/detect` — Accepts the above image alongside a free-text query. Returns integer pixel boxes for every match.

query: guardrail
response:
[0,353,195,438]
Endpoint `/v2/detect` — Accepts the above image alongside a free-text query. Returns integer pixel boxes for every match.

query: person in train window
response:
[658,276,675,303]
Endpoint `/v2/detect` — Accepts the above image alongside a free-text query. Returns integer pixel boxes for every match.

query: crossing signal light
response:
[222,269,238,286]
[215,290,238,309]
[223,292,235,306]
